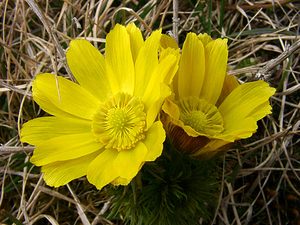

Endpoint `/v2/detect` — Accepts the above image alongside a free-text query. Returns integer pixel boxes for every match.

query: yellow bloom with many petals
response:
[162,33,275,157]
[21,24,179,190]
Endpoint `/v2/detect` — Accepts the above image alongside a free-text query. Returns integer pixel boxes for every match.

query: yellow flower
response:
[21,24,179,189]
[162,33,276,157]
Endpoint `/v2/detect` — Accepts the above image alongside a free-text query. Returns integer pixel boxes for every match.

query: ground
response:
[0,0,300,224]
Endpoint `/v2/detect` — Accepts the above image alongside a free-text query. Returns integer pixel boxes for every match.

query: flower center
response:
[181,111,207,132]
[92,93,146,151]
[178,97,224,136]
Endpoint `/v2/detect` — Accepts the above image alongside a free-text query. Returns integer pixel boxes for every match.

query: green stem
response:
[219,0,225,33]
[207,0,212,34]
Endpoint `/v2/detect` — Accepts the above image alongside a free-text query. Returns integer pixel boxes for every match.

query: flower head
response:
[162,32,275,157]
[21,24,179,189]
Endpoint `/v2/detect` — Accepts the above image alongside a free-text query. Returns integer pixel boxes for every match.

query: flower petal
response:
[142,55,177,128]
[219,80,275,121]
[32,73,100,120]
[216,75,240,106]
[87,149,119,190]
[145,83,171,129]
[21,116,91,146]
[31,133,103,166]
[113,142,147,180]
[215,117,258,142]
[143,121,165,161]
[134,30,161,97]
[165,124,210,154]
[200,38,228,105]
[198,33,213,46]
[160,34,178,49]
[126,23,144,63]
[159,47,180,85]
[217,80,275,141]
[105,24,135,94]
[41,151,100,187]
[66,39,110,101]
[192,139,230,157]
[162,98,181,120]
[251,101,272,120]
[177,32,205,99]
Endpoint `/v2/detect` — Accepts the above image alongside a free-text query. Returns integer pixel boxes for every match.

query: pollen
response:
[92,93,146,151]
[107,108,128,130]
[181,111,207,132]
[179,97,224,136]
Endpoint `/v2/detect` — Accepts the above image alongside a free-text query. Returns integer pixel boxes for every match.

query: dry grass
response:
[1,0,300,224]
